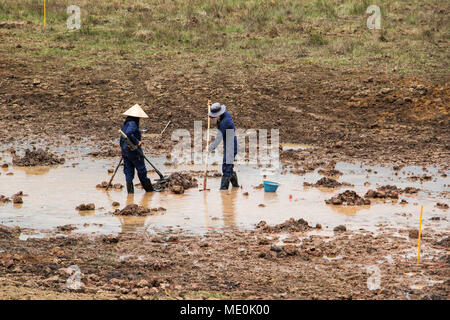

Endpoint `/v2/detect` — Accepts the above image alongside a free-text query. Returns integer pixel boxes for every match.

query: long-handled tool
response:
[105,157,123,191]
[119,130,170,182]
[202,101,212,191]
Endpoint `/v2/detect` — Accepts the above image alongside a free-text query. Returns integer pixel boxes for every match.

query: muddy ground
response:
[0,13,449,300]
[0,222,448,300]
[0,54,449,167]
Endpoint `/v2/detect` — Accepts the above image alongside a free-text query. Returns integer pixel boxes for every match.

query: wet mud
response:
[325,190,371,206]
[12,148,65,166]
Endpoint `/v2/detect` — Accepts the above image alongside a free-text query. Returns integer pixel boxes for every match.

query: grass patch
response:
[0,0,447,76]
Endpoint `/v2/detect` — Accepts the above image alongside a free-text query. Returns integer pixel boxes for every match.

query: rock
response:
[270,246,282,253]
[1,163,8,168]
[333,225,346,232]
[112,201,120,207]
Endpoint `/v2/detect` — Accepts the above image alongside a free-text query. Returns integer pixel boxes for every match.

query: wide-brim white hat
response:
[208,102,226,117]
[122,104,149,118]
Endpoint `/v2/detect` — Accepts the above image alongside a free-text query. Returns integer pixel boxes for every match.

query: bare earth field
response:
[0,0,449,300]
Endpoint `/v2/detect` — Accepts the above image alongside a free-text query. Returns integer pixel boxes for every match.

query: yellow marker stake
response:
[417,205,423,264]
[44,0,46,27]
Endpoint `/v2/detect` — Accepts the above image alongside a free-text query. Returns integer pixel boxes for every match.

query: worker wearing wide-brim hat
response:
[120,104,156,194]
[208,102,239,190]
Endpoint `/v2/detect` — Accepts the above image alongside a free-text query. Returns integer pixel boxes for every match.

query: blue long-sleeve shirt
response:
[208,111,238,156]
[120,118,142,158]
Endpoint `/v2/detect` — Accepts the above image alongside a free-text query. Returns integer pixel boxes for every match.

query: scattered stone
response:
[325,190,370,206]
[270,245,282,253]
[76,203,95,211]
[1,163,8,168]
[112,202,120,207]
[400,199,408,204]
[258,204,266,208]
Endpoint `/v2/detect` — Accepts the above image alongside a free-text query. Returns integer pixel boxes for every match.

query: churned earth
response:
[0,221,449,300]
[0,0,449,300]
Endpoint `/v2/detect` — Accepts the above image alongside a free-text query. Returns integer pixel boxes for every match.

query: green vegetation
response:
[0,0,448,76]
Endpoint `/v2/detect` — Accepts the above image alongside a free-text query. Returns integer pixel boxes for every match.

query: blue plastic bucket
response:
[263,181,279,192]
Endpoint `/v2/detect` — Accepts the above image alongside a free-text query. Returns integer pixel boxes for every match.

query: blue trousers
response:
[123,155,149,184]
[222,152,237,177]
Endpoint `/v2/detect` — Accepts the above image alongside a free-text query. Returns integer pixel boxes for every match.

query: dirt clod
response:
[76,203,95,211]
[333,225,347,232]
[12,195,23,204]
[111,204,153,216]
[12,148,65,166]
[153,172,198,193]
[257,218,312,233]
[436,202,449,210]
[303,177,351,188]
[325,190,370,206]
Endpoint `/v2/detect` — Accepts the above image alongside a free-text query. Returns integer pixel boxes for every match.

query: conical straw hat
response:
[122,104,149,118]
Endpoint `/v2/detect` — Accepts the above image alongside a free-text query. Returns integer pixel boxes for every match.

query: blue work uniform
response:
[208,111,238,177]
[119,117,149,184]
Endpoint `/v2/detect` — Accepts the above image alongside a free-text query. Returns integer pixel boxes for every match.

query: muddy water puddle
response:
[0,151,448,237]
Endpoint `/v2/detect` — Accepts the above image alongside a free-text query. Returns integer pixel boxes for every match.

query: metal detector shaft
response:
[106,157,123,191]
[119,130,168,181]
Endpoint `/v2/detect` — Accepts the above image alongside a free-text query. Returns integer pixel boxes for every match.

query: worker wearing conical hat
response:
[120,104,155,193]
[208,102,239,190]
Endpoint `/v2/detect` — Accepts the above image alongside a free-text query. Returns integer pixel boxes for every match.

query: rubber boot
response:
[142,179,161,192]
[230,171,239,188]
[220,176,230,190]
[126,182,134,194]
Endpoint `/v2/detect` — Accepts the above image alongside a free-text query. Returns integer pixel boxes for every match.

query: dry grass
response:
[0,0,448,77]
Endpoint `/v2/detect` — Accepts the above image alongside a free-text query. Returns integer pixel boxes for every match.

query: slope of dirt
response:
[0,56,448,166]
